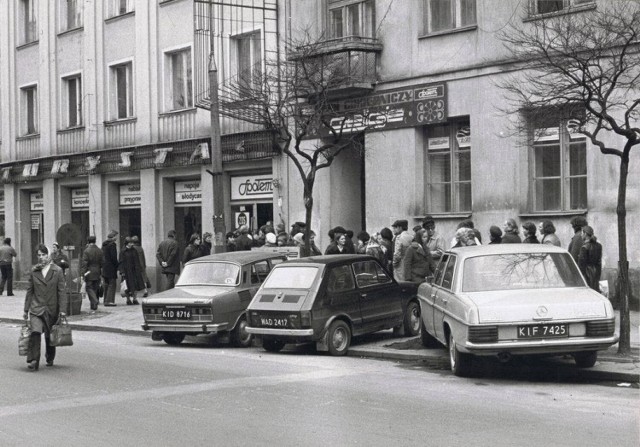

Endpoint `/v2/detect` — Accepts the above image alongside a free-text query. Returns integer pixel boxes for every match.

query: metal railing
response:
[56,127,87,154]
[15,134,40,160]
[158,108,197,142]
[104,118,137,148]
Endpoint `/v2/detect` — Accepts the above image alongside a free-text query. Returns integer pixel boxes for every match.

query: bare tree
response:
[496,1,640,354]
[218,33,368,256]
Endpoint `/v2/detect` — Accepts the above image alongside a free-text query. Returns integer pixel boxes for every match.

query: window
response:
[441,256,456,290]
[109,62,133,119]
[531,120,587,211]
[530,0,593,15]
[327,266,355,293]
[251,261,271,284]
[165,48,193,111]
[423,0,476,34]
[233,32,262,94]
[19,0,38,45]
[328,0,375,38]
[63,75,82,128]
[20,85,38,135]
[425,120,471,213]
[353,261,391,288]
[108,0,133,18]
[60,0,83,31]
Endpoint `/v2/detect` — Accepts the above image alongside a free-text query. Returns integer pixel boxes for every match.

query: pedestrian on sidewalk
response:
[502,218,522,244]
[182,233,204,266]
[156,230,180,290]
[539,220,561,247]
[578,225,603,292]
[101,230,120,306]
[391,219,413,282]
[119,237,145,305]
[23,244,67,371]
[81,235,103,311]
[422,215,446,262]
[131,235,150,297]
[568,216,588,262]
[403,230,435,284]
[521,222,540,244]
[200,232,212,256]
[50,242,70,283]
[0,237,17,296]
[488,225,503,244]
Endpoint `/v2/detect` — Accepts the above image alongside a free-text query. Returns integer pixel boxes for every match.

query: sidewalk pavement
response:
[2,290,638,382]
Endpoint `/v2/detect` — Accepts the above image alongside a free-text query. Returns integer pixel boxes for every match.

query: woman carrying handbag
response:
[22,244,67,371]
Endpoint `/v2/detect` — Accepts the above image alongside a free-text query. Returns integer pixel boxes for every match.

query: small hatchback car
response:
[246,255,421,356]
[417,244,618,377]
[141,252,286,346]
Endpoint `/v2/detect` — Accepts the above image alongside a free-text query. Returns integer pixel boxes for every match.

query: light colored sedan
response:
[417,244,618,377]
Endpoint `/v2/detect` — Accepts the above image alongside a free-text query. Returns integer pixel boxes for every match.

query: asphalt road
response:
[1,324,638,447]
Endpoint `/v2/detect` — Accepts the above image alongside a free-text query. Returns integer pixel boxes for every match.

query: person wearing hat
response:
[118,237,145,305]
[578,225,602,291]
[131,235,150,297]
[568,216,588,262]
[422,215,446,261]
[488,225,503,244]
[235,225,253,251]
[156,230,180,290]
[81,235,103,311]
[264,232,277,247]
[391,219,414,282]
[101,230,120,306]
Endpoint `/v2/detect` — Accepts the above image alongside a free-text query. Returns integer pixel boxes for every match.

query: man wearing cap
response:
[81,235,103,311]
[101,230,120,306]
[156,230,180,290]
[568,216,588,263]
[391,219,414,282]
[422,215,446,261]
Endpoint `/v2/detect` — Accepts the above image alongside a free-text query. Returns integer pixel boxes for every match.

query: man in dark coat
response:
[131,235,150,297]
[156,230,180,290]
[101,230,119,307]
[81,235,103,311]
[119,237,145,305]
[568,216,588,263]
[182,233,204,266]
[235,225,253,251]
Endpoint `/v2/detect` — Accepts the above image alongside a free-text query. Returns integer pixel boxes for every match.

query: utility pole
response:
[209,5,226,252]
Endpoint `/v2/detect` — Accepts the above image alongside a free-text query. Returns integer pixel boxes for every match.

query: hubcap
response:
[411,307,420,332]
[239,320,250,342]
[332,327,347,351]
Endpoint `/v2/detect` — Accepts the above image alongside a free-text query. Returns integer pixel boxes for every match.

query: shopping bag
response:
[120,279,128,298]
[18,322,31,356]
[97,283,104,298]
[50,315,73,347]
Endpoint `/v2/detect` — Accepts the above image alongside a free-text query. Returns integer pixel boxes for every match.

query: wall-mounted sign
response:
[456,127,471,148]
[427,137,450,151]
[175,180,202,204]
[30,192,44,211]
[231,175,274,201]
[31,213,41,230]
[71,188,89,209]
[119,184,141,207]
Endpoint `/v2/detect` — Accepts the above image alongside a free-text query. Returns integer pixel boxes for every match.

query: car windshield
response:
[176,262,241,286]
[262,266,319,289]
[462,253,585,292]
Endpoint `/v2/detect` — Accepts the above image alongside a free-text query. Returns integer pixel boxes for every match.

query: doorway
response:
[119,208,141,248]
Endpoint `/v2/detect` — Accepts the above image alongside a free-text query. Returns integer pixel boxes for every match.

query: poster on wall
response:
[119,184,141,207]
[230,175,274,201]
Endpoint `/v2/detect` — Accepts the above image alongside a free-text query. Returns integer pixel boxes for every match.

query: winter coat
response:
[501,233,522,244]
[365,241,385,263]
[119,246,146,292]
[578,239,602,291]
[568,231,584,262]
[24,263,67,330]
[182,243,203,265]
[403,242,435,284]
[379,239,393,274]
[522,235,540,244]
[156,237,180,274]
[392,231,414,282]
[344,238,356,254]
[325,243,347,255]
[200,242,212,256]
[81,244,104,281]
[50,251,70,275]
[235,234,253,251]
[101,239,119,279]
[133,245,150,283]
[541,233,562,247]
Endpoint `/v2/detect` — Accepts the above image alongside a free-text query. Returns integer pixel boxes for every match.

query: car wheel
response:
[403,301,420,337]
[230,317,253,348]
[420,319,439,348]
[162,333,185,345]
[262,338,285,353]
[574,351,598,368]
[327,320,351,356]
[449,332,473,377]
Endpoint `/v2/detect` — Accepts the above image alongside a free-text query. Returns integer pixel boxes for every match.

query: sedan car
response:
[246,255,421,356]
[417,244,618,377]
[141,252,287,346]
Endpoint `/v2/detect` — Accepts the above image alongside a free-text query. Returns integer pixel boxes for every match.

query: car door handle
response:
[360,293,367,299]
[431,293,437,299]
[442,298,448,305]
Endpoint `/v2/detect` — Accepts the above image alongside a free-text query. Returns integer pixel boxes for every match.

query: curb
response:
[1,317,148,337]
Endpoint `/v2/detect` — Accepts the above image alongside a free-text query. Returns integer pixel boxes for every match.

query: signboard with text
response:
[119,184,141,207]
[30,192,44,211]
[175,180,202,204]
[230,175,274,201]
[71,188,89,209]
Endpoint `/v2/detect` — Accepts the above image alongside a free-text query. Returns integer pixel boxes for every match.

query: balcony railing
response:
[158,108,196,142]
[104,118,137,148]
[15,134,40,160]
[56,127,86,154]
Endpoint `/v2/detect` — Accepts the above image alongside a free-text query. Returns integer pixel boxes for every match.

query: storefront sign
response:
[175,180,202,204]
[119,184,141,207]
[31,213,41,230]
[231,176,274,201]
[427,137,450,151]
[30,192,44,211]
[306,82,447,138]
[71,188,89,209]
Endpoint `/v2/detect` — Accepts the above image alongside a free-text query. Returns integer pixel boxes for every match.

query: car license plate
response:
[162,309,192,320]
[260,316,288,328]
[517,324,568,339]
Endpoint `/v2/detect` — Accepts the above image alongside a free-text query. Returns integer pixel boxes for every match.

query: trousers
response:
[0,264,13,295]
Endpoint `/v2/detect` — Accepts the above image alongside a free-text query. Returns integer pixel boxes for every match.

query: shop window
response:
[60,0,83,32]
[107,0,133,18]
[529,0,593,15]
[63,75,82,128]
[164,48,193,111]
[19,0,38,45]
[109,62,134,119]
[232,32,262,95]
[328,0,375,39]
[20,85,39,135]
[531,120,587,211]
[422,0,476,35]
[425,120,471,213]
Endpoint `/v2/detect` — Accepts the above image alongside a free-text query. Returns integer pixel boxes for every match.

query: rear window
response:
[462,252,585,292]
[177,262,240,286]
[262,266,319,289]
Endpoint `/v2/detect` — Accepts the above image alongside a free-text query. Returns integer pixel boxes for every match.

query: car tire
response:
[420,319,439,348]
[402,301,421,337]
[573,351,598,368]
[162,333,185,345]
[327,320,351,356]
[449,332,473,377]
[230,317,253,348]
[262,338,285,353]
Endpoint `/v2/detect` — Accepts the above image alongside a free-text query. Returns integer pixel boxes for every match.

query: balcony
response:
[288,36,382,99]
[15,134,40,160]
[158,108,196,142]
[104,118,136,148]
[56,127,86,154]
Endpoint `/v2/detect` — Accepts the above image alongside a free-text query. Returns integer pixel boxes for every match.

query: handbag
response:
[120,279,128,298]
[18,322,31,356]
[50,315,73,347]
[97,283,104,298]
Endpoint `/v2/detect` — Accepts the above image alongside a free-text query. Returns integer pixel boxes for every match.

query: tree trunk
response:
[616,155,630,355]
[303,192,313,258]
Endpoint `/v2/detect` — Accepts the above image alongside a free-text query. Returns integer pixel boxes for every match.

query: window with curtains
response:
[165,48,193,110]
[109,62,134,119]
[63,75,82,127]
[422,0,476,35]
[234,32,262,94]
[529,0,594,15]
[19,0,38,45]
[425,120,472,213]
[60,0,83,31]
[328,0,375,38]
[20,85,39,135]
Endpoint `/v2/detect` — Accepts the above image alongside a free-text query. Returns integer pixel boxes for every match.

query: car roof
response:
[275,254,378,267]
[187,251,286,265]
[447,244,569,261]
